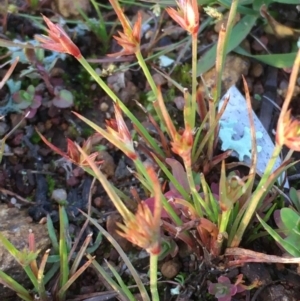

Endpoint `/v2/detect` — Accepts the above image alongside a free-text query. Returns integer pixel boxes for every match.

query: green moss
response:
[30,131,41,144]
[165,86,176,102]
[82,127,95,138]
[46,174,55,196]
[172,63,192,87]
[62,67,96,111]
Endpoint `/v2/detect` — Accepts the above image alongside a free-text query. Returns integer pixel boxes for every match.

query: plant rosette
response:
[12,85,42,118]
[51,86,74,109]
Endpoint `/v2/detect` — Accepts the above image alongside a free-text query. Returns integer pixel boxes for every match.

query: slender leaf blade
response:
[197,14,258,75]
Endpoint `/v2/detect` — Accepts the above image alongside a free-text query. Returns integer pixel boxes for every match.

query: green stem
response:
[207,0,240,160]
[185,163,205,217]
[23,266,39,292]
[219,210,231,234]
[77,56,164,157]
[135,50,158,96]
[149,254,159,301]
[231,143,282,247]
[190,32,198,129]
[214,0,239,96]
[59,205,69,300]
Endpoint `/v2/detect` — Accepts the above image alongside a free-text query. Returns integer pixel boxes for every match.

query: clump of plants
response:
[1,0,300,300]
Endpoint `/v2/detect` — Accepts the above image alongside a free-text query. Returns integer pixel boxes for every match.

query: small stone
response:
[161,259,181,279]
[251,63,264,78]
[174,96,185,110]
[51,188,67,202]
[152,73,167,86]
[67,176,80,187]
[100,102,109,112]
[240,39,251,53]
[45,120,52,130]
[107,72,125,93]
[60,123,68,131]
[53,0,90,17]
[119,82,138,104]
[93,196,103,208]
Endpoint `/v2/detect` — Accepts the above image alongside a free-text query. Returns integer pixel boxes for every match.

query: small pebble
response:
[45,120,52,130]
[251,63,264,78]
[152,73,167,86]
[51,188,67,202]
[60,123,68,131]
[161,259,181,279]
[174,96,185,110]
[93,196,103,208]
[100,102,109,112]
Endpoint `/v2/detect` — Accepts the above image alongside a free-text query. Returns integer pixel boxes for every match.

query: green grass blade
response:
[105,260,136,301]
[257,214,300,257]
[0,270,33,301]
[70,233,92,277]
[234,46,297,68]
[47,215,59,252]
[58,257,94,299]
[88,254,129,301]
[58,205,69,299]
[80,211,151,301]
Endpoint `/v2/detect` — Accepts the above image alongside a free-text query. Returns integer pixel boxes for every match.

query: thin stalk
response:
[58,205,69,300]
[58,257,94,300]
[219,210,231,234]
[230,143,282,247]
[216,0,240,92]
[135,50,158,96]
[77,56,163,157]
[207,0,240,160]
[105,260,136,301]
[23,266,39,292]
[37,249,50,301]
[190,32,198,129]
[184,163,206,217]
[88,254,130,301]
[0,270,33,301]
[149,254,159,301]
